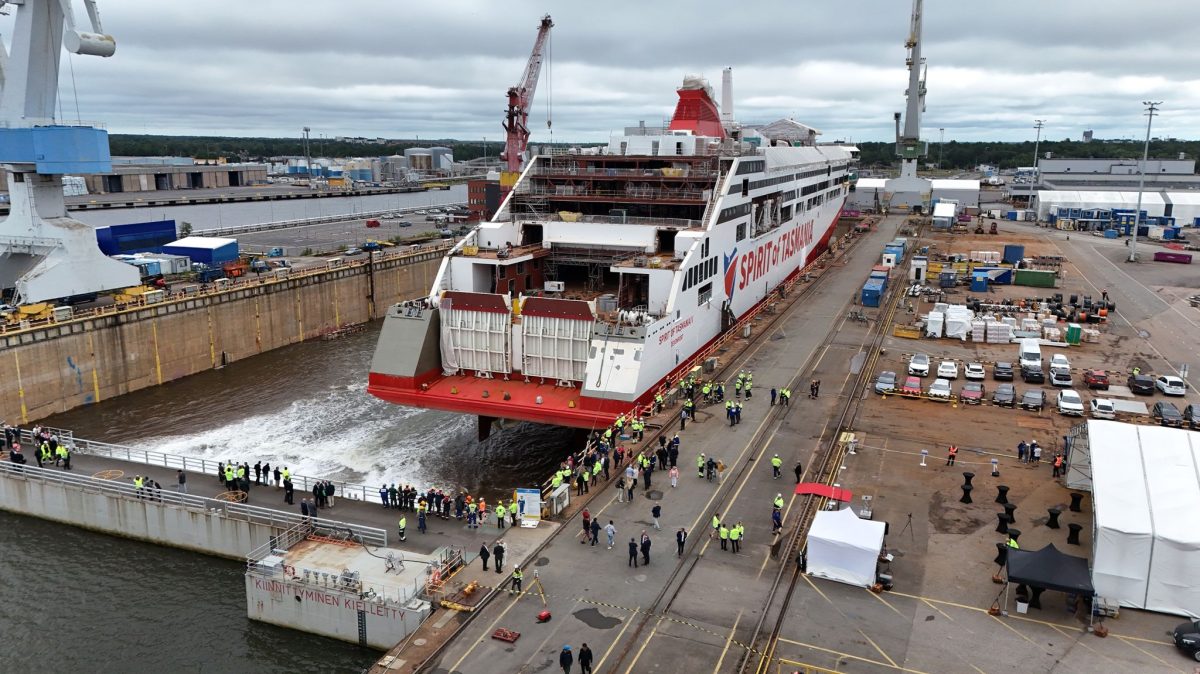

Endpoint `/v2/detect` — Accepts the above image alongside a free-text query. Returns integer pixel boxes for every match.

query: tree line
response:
[855,138,1199,171]
[107,134,1198,172]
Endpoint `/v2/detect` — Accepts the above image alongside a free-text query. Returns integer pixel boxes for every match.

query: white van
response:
[1018,338,1042,370]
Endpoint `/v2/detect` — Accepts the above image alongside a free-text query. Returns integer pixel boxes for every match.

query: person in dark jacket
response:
[493,542,505,573]
[559,645,573,674]
[640,531,651,565]
[478,543,490,571]
[578,643,594,674]
[628,538,639,568]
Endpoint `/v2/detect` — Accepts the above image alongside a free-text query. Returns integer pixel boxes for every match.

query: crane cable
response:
[545,29,552,143]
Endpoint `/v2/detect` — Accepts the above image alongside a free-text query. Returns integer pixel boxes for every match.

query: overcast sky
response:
[3,1,1197,143]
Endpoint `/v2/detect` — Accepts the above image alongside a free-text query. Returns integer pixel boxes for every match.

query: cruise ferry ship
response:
[368,75,856,430]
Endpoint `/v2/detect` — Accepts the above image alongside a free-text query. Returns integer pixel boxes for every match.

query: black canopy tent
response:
[1005,543,1094,614]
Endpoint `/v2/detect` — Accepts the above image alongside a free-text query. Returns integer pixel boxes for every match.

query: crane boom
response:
[501,14,553,174]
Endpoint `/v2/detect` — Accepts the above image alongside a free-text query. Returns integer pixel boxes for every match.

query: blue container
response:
[884,245,904,260]
[134,260,161,277]
[1006,211,1018,221]
[1104,229,1118,239]
[970,274,989,293]
[869,269,889,281]
[96,220,178,255]
[861,279,885,308]
[1002,244,1025,265]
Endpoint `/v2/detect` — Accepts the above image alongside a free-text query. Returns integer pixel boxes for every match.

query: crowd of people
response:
[3,425,73,470]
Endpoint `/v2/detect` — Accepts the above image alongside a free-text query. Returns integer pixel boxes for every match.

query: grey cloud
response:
[3,0,1196,142]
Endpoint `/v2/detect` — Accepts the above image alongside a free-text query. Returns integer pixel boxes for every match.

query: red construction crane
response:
[502,15,554,174]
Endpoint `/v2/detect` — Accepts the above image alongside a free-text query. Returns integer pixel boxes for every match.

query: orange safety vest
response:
[948,446,958,457]
[1054,456,1063,468]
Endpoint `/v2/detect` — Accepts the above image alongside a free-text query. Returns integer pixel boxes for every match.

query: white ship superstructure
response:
[369,76,856,428]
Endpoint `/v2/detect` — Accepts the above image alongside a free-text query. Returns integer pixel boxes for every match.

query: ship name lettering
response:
[658,316,694,345]
[738,221,814,291]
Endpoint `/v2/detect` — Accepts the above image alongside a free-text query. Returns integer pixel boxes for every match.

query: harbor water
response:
[39,322,578,498]
[0,509,378,673]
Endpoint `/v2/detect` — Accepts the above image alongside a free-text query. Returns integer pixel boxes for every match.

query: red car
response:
[1083,369,1109,390]
[901,376,922,396]
[959,381,985,404]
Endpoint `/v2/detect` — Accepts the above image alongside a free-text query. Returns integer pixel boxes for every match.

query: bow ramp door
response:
[520,297,594,383]
[440,292,512,374]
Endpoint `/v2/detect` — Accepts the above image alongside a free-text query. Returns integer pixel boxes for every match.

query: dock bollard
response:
[995,485,1009,504]
[959,484,973,504]
[962,471,975,487]
[996,512,1010,534]
[1046,507,1062,529]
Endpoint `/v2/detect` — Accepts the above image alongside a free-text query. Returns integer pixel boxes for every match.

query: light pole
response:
[302,127,312,178]
[1129,101,1162,263]
[938,128,944,169]
[1032,120,1045,175]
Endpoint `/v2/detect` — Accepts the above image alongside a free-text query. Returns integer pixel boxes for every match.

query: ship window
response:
[633,349,642,362]
[697,282,712,305]
[742,178,749,197]
[652,140,660,156]
[736,223,746,241]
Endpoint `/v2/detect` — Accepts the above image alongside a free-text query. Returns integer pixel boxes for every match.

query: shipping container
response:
[1002,244,1025,265]
[142,253,191,275]
[1103,229,1119,239]
[869,265,890,281]
[1153,251,1193,264]
[971,267,1013,284]
[970,273,989,293]
[161,236,239,265]
[134,260,161,277]
[1013,269,1058,288]
[95,220,178,255]
[860,279,885,308]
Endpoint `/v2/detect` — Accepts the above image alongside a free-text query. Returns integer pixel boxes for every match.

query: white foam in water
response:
[131,381,474,489]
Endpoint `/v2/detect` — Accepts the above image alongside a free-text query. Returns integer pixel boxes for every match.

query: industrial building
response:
[848,177,979,212]
[82,160,267,194]
[1034,190,1200,227]
[467,173,502,221]
[1010,156,1200,203]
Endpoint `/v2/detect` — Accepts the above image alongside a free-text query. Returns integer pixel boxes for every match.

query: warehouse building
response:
[848,177,979,212]
[81,160,268,194]
[1010,156,1199,203]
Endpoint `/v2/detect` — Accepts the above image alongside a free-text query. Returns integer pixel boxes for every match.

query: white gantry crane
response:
[0,0,139,304]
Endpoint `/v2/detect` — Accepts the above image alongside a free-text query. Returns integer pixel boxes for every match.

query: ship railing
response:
[529,166,718,179]
[201,202,466,238]
[0,118,106,129]
[517,186,706,200]
[17,428,398,510]
[0,459,388,547]
[524,213,701,229]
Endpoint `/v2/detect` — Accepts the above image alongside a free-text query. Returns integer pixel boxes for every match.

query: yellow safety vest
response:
[729,526,741,541]
[719,526,729,540]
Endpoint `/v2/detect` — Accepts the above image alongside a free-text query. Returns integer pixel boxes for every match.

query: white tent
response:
[1090,420,1200,617]
[807,507,886,587]
[1165,192,1200,227]
[1035,190,1167,221]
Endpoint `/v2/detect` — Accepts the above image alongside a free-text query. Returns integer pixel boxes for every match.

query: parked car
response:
[1090,398,1116,420]
[928,378,953,401]
[901,376,922,396]
[1050,368,1073,387]
[1157,375,1187,396]
[343,247,363,256]
[1020,389,1046,411]
[909,353,930,377]
[1128,374,1155,395]
[937,361,959,379]
[992,362,1014,381]
[1172,619,1200,662]
[398,220,413,227]
[992,383,1016,407]
[960,381,985,405]
[1021,365,1045,384]
[1082,369,1110,390]
[1056,389,1085,416]
[964,362,986,381]
[1184,404,1200,430]
[1049,353,1070,372]
[1153,401,1185,427]
[875,371,897,395]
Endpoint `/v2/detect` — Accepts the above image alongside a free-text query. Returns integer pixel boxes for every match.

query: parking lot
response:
[771,218,1197,672]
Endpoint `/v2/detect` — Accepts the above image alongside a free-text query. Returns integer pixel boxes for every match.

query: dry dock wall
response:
[0,250,442,423]
[0,468,277,559]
